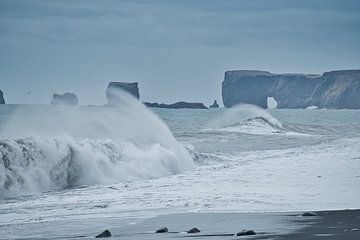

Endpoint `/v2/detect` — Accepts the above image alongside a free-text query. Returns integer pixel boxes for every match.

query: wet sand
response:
[1,210,359,239]
[276,210,360,240]
[100,210,360,240]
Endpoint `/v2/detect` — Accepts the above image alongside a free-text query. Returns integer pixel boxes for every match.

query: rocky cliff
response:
[0,90,4,104]
[51,93,78,105]
[222,70,360,109]
[106,82,140,105]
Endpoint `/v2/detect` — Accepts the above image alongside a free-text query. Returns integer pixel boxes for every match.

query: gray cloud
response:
[0,0,359,105]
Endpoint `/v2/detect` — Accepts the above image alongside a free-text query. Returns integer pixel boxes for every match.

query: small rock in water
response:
[187,227,200,234]
[95,229,111,238]
[155,227,169,233]
[236,230,256,236]
[302,212,317,217]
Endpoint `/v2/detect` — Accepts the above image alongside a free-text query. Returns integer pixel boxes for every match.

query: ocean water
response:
[1,96,360,239]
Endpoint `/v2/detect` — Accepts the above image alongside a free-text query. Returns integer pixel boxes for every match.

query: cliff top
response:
[226,69,360,79]
[322,70,360,78]
[108,82,138,87]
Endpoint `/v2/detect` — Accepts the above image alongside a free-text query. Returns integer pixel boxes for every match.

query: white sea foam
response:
[1,137,359,227]
[206,104,289,135]
[306,105,319,110]
[0,90,194,198]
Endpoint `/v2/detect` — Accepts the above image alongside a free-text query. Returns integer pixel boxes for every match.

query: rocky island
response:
[51,93,78,105]
[0,90,4,104]
[106,82,140,105]
[222,70,360,109]
[144,101,208,109]
[209,100,219,108]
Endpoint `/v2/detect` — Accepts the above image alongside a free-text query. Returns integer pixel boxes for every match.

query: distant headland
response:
[0,90,4,104]
[106,82,209,109]
[2,69,359,109]
[222,69,360,109]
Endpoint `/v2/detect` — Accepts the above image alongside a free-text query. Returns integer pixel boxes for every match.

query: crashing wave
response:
[206,104,308,136]
[206,104,283,135]
[0,89,194,198]
[218,116,283,135]
[0,137,190,198]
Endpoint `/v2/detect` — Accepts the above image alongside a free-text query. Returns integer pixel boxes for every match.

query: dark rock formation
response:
[0,90,4,104]
[236,230,256,236]
[155,227,169,233]
[51,93,78,105]
[187,228,201,234]
[302,212,317,217]
[222,70,360,109]
[209,100,219,108]
[95,229,111,238]
[144,101,208,109]
[106,82,139,104]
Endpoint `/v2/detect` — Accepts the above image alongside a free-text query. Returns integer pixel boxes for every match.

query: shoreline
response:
[98,209,360,240]
[2,209,359,239]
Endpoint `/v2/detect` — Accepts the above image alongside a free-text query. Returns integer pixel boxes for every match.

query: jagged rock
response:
[209,100,219,108]
[106,82,140,104]
[187,227,201,234]
[155,227,169,233]
[51,93,78,105]
[95,229,111,238]
[236,230,256,236]
[0,90,4,104]
[302,212,317,216]
[222,70,360,109]
[144,101,208,109]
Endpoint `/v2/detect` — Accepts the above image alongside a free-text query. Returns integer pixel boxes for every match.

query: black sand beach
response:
[1,209,360,239]
[276,210,360,240]
[87,209,360,240]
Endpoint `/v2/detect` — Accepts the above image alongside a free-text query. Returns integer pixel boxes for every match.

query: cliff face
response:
[51,93,78,105]
[106,82,139,105]
[222,70,360,109]
[0,90,4,104]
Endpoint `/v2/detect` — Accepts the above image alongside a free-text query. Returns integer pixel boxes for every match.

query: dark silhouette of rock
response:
[0,90,4,104]
[155,227,169,233]
[95,229,111,238]
[209,100,219,108]
[302,212,317,216]
[106,82,140,104]
[187,227,201,234]
[222,70,360,109]
[51,93,78,105]
[236,230,256,236]
[144,101,208,109]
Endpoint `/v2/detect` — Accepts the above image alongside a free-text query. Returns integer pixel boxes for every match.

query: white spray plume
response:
[0,89,194,198]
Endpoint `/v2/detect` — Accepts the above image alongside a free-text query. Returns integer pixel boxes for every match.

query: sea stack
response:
[222,69,360,109]
[106,82,140,105]
[51,93,78,105]
[209,100,219,108]
[0,90,4,104]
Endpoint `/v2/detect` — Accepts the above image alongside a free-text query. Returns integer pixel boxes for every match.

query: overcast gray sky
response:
[1,0,359,105]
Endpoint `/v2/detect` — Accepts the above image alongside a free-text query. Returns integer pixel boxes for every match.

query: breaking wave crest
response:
[0,137,189,198]
[207,104,306,136]
[0,89,194,198]
[218,116,283,135]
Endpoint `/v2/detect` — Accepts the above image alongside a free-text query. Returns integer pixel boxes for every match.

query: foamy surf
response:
[205,104,308,136]
[0,90,194,198]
